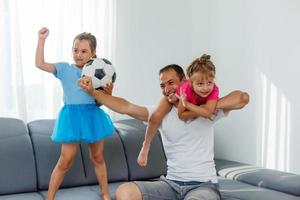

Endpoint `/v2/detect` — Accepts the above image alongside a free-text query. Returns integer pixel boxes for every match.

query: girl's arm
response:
[177,90,249,121]
[35,27,56,73]
[183,99,218,119]
[181,90,249,119]
[177,87,208,121]
[177,99,199,121]
[137,97,172,166]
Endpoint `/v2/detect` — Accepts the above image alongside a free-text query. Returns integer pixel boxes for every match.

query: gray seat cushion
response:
[0,193,44,200]
[0,118,37,195]
[216,158,300,197]
[114,119,167,181]
[38,182,124,200]
[236,169,300,196]
[219,178,300,200]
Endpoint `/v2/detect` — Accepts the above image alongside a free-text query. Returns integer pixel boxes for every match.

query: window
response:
[0,0,116,122]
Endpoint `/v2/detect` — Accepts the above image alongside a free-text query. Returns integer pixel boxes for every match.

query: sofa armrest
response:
[215,158,300,196]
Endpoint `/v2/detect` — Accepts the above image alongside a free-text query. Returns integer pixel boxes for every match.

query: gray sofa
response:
[0,117,299,200]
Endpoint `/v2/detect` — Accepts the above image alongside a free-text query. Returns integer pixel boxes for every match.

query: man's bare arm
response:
[216,90,249,112]
[78,77,149,122]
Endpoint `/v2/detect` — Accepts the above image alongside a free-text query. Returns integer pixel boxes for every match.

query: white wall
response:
[114,0,194,106]
[206,0,300,174]
[114,0,300,174]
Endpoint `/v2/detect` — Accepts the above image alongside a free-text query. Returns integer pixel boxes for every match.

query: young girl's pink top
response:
[177,80,219,105]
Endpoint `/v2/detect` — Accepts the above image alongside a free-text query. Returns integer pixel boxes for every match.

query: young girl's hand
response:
[167,93,177,103]
[38,27,49,39]
[179,87,187,107]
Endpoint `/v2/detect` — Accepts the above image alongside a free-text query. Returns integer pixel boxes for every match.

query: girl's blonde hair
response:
[73,32,97,58]
[186,54,216,79]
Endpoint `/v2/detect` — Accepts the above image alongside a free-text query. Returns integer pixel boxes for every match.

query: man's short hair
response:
[159,64,185,81]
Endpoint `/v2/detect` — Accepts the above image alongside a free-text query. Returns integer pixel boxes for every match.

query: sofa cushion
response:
[0,118,37,195]
[236,169,300,196]
[114,119,167,181]
[80,131,128,184]
[0,193,44,200]
[38,182,124,200]
[28,119,87,190]
[219,178,300,200]
[216,158,300,197]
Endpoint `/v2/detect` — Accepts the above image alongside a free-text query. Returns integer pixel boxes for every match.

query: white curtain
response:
[0,0,116,122]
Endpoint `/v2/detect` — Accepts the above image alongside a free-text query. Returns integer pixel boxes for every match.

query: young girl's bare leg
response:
[46,142,80,200]
[89,140,111,200]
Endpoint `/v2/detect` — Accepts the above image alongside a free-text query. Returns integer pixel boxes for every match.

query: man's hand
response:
[78,76,95,96]
[102,83,113,95]
[137,143,150,167]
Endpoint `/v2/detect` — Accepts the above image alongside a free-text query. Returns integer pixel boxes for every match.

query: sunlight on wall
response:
[260,73,291,171]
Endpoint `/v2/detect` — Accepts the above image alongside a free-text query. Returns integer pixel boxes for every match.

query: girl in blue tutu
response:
[35,27,114,200]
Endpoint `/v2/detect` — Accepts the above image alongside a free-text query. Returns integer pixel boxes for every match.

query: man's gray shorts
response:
[134,176,221,200]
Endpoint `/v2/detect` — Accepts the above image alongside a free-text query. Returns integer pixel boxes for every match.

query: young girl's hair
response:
[186,54,216,79]
[73,32,97,58]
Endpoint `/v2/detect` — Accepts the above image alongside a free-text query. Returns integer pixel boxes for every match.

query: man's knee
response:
[116,182,142,200]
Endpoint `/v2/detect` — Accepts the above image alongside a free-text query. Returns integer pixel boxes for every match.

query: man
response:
[78,64,249,200]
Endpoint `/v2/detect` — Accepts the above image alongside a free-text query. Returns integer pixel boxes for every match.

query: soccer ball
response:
[81,58,116,90]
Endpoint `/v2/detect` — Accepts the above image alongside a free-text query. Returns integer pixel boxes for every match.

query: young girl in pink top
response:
[137,54,219,167]
[177,54,219,120]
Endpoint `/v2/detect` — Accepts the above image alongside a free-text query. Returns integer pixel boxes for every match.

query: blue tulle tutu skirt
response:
[52,104,115,143]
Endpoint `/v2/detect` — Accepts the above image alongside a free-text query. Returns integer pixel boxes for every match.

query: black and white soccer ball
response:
[81,58,116,90]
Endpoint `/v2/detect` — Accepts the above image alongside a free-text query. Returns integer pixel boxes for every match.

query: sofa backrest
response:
[0,118,37,195]
[28,119,87,189]
[80,132,128,185]
[0,117,166,194]
[27,119,129,189]
[114,119,167,181]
